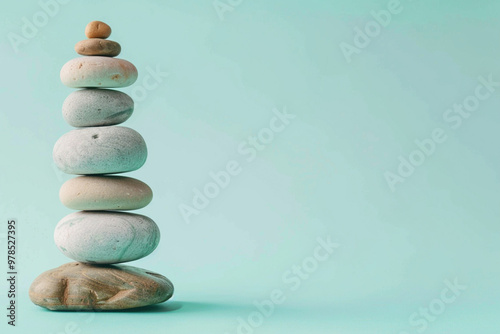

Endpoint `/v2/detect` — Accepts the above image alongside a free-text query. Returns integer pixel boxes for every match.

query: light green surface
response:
[1,0,500,333]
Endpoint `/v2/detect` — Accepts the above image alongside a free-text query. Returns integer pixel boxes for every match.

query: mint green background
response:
[1,0,500,333]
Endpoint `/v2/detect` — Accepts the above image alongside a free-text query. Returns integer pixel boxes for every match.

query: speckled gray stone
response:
[60,175,153,211]
[62,89,133,127]
[60,56,138,88]
[54,211,160,264]
[53,126,147,175]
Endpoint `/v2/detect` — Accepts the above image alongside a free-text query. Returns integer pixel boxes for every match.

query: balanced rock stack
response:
[29,21,174,311]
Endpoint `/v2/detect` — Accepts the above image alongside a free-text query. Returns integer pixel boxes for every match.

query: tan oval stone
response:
[60,57,138,88]
[60,176,152,210]
[85,20,111,39]
[29,262,174,310]
[75,38,121,57]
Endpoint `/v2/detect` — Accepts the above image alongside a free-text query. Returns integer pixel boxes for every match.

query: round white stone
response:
[62,89,134,127]
[53,126,147,175]
[54,211,160,264]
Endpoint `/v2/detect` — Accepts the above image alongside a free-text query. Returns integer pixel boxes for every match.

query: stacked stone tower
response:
[29,21,173,310]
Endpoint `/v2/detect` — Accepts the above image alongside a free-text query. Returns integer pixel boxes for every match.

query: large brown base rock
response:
[29,262,174,311]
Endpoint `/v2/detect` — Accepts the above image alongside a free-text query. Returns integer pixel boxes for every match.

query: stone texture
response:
[29,262,173,310]
[85,21,111,39]
[60,57,138,88]
[53,126,147,175]
[62,89,133,127]
[54,211,160,264]
[60,175,153,210]
[75,38,121,57]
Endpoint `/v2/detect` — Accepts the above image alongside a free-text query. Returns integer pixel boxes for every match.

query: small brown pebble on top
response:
[85,21,111,39]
